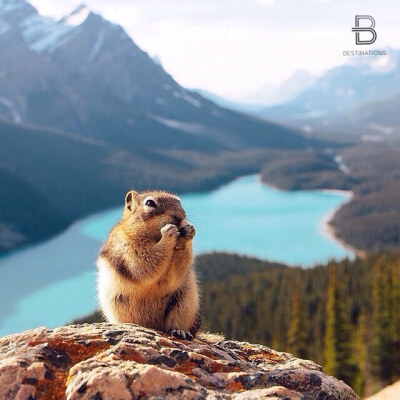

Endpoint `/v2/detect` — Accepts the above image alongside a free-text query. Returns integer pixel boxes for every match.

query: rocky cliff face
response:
[0,323,359,400]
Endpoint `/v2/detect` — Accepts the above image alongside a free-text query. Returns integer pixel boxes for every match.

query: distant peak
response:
[151,54,163,67]
[60,3,91,26]
[71,3,89,15]
[0,0,36,17]
[0,0,27,8]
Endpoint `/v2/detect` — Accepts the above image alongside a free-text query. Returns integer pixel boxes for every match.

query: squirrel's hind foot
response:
[170,330,193,341]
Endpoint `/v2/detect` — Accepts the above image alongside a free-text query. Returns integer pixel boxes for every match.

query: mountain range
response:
[0,0,315,152]
[195,70,316,114]
[0,0,324,253]
[195,52,400,142]
[241,70,317,106]
[257,49,400,140]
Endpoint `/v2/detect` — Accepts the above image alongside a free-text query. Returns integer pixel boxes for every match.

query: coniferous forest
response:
[196,252,400,397]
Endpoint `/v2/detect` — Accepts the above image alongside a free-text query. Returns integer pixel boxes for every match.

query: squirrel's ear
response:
[125,190,138,211]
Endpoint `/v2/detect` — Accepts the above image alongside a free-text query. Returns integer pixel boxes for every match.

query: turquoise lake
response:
[0,175,353,336]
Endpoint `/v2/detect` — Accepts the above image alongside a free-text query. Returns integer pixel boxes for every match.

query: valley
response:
[2,1,399,257]
[0,0,329,254]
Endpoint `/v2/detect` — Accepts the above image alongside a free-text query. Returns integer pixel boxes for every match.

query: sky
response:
[29,0,400,101]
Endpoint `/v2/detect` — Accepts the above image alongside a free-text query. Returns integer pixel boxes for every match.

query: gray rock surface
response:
[0,323,359,399]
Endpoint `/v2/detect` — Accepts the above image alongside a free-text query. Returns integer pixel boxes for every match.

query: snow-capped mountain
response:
[20,4,90,53]
[0,0,326,252]
[0,0,315,152]
[259,50,400,127]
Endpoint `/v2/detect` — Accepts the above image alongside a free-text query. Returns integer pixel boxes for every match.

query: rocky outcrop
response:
[0,323,359,399]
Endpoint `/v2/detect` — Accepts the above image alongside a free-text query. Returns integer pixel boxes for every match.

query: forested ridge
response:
[260,144,400,253]
[197,252,400,397]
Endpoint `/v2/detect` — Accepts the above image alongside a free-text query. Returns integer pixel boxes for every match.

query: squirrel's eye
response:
[145,199,157,208]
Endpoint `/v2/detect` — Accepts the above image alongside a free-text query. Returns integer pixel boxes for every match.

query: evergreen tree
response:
[353,308,371,396]
[371,255,395,386]
[323,267,356,385]
[287,291,308,358]
[390,257,400,378]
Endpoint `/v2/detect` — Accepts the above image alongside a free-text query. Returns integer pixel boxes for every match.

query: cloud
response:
[250,0,275,6]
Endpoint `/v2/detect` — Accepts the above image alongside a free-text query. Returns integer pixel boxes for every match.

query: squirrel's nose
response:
[173,210,187,224]
[172,215,182,226]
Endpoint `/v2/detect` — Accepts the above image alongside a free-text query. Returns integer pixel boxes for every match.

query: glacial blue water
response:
[0,175,353,336]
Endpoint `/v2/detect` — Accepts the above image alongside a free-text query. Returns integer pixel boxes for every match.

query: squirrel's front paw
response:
[179,224,196,240]
[161,224,179,240]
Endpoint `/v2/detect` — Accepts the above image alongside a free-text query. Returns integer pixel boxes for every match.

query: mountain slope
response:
[0,164,68,253]
[0,118,200,251]
[259,50,400,127]
[193,89,265,114]
[322,94,400,141]
[0,0,317,152]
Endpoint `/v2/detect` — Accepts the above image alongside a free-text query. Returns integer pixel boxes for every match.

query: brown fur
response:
[96,189,200,338]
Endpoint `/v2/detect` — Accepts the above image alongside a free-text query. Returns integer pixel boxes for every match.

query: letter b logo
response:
[352,15,377,45]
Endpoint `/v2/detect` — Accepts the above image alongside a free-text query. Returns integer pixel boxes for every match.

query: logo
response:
[352,15,377,45]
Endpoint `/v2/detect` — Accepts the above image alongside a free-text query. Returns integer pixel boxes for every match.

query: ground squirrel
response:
[96,189,200,340]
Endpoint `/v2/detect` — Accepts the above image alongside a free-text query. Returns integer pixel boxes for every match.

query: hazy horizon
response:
[25,0,400,101]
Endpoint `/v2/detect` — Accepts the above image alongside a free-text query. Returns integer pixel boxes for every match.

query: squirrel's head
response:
[122,189,186,233]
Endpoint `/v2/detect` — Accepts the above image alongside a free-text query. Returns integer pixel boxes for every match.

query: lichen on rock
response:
[0,323,359,399]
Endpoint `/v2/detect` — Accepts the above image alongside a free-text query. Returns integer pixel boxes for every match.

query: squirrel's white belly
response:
[96,256,128,323]
[97,256,158,324]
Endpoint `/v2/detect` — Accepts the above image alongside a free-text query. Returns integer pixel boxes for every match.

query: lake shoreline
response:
[319,191,365,258]
[259,175,361,258]
[0,171,260,259]
[2,170,363,262]
[1,173,359,265]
